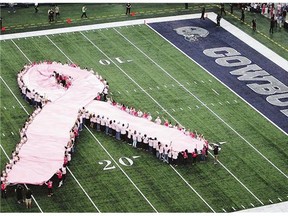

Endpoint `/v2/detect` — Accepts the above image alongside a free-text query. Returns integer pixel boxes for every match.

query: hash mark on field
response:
[232,207,236,211]
[241,205,246,209]
[180,107,183,110]
[196,105,199,109]
[269,199,273,203]
[186,82,190,85]
[134,89,137,92]
[226,101,230,104]
[132,156,140,159]
[222,208,226,213]
[3,107,6,110]
[278,197,282,201]
[2,133,5,137]
[156,86,160,89]
[211,103,214,106]
[164,85,167,88]
[209,79,212,83]
[110,92,113,95]
[149,87,153,90]
[171,84,175,87]
[201,80,205,83]
[11,132,14,135]
[12,106,15,109]
[234,100,238,103]
[172,108,176,112]
[212,89,219,95]
[117,91,121,94]
[194,81,197,84]
[156,111,159,114]
[250,203,254,207]
[188,106,191,110]
[126,90,129,93]
[219,102,223,105]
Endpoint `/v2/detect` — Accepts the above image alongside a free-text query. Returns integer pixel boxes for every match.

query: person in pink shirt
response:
[45,180,53,197]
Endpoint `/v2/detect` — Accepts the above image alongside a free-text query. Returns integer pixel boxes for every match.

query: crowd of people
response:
[86,94,211,166]
[1,61,218,203]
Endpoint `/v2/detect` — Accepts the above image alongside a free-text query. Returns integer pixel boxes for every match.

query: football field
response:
[0,14,287,213]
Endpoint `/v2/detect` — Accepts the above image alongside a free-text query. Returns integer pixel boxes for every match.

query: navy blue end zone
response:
[149,19,288,134]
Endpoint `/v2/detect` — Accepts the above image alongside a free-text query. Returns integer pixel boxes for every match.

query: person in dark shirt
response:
[216,13,222,26]
[25,188,32,208]
[16,184,24,204]
[269,15,275,34]
[240,7,245,22]
[220,3,226,16]
[213,145,219,164]
[252,18,257,31]
[200,7,205,20]
[126,3,131,15]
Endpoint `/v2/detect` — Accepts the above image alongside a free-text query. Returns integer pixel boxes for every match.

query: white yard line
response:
[85,125,158,212]
[45,35,158,212]
[170,165,216,213]
[5,40,100,212]
[115,25,288,179]
[0,144,43,213]
[81,31,264,209]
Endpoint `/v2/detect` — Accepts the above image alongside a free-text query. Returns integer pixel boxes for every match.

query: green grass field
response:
[1,3,288,213]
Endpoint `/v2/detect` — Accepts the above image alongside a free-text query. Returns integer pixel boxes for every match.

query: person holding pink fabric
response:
[45,180,53,197]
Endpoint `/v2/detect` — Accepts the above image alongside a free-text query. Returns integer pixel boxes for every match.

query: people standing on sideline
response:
[34,3,38,13]
[48,8,54,22]
[240,7,245,22]
[213,144,219,164]
[220,3,226,16]
[8,3,16,13]
[216,13,221,26]
[269,15,275,34]
[252,18,256,31]
[200,7,205,20]
[55,5,60,19]
[81,5,87,18]
[126,3,131,15]
[25,188,32,209]
[15,184,24,204]
[230,3,233,14]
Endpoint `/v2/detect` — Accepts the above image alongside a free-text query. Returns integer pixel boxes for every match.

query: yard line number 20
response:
[98,156,140,171]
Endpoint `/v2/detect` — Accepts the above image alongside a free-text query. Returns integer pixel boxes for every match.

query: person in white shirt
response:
[143,134,149,151]
[120,124,127,141]
[105,117,110,135]
[132,130,137,148]
[152,137,158,156]
[137,132,143,149]
[127,129,132,145]
[148,138,153,153]
[155,116,161,125]
[115,122,121,141]
[100,116,106,132]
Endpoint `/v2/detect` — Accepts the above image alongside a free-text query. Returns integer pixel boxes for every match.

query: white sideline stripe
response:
[142,23,288,178]
[46,35,157,212]
[0,14,205,41]
[96,28,264,205]
[8,40,100,212]
[170,165,216,213]
[0,144,43,213]
[80,31,214,212]
[85,125,158,212]
[67,167,101,212]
